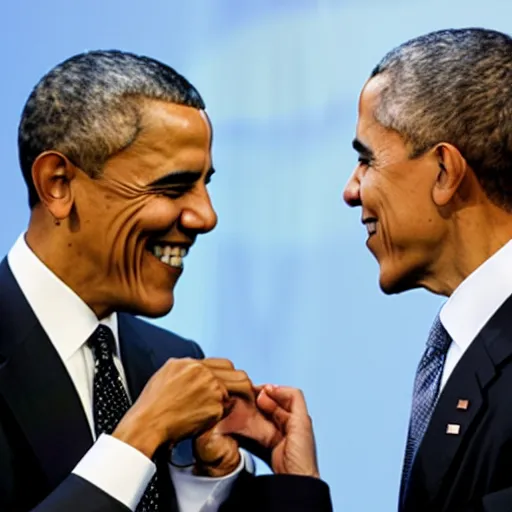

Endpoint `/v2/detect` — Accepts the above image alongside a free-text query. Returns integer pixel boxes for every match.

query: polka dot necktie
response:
[400,314,452,500]
[89,325,159,511]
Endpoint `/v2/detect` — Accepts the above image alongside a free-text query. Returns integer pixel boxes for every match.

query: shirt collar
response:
[7,233,120,362]
[440,239,512,352]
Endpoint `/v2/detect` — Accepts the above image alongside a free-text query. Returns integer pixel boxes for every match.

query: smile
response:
[363,218,378,237]
[149,244,189,269]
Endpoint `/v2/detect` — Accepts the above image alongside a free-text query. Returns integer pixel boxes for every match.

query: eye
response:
[159,186,193,198]
[358,156,371,167]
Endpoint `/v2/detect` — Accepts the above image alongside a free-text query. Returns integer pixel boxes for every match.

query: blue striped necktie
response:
[400,315,451,499]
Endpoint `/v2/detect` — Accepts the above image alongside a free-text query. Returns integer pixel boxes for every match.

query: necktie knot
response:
[426,315,451,354]
[88,325,116,361]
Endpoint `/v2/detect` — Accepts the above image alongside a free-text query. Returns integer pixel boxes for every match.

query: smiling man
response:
[262,28,512,512]
[344,31,512,511]
[0,50,238,512]
[0,50,332,512]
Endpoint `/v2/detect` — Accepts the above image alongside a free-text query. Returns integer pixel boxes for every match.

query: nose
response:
[343,168,362,207]
[180,189,218,234]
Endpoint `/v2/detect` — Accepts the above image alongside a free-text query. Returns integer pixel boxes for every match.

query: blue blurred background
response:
[1,1,510,509]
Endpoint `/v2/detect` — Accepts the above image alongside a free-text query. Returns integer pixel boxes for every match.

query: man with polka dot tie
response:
[0,50,331,512]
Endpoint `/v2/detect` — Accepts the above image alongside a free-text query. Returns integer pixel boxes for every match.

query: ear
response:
[431,143,468,207]
[31,151,77,220]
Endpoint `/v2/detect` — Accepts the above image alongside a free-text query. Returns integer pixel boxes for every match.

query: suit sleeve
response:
[481,487,512,512]
[190,340,205,359]
[0,409,130,512]
[30,475,130,512]
[219,472,333,512]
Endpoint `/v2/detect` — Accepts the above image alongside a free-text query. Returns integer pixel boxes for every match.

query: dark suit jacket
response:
[0,258,331,511]
[400,293,512,512]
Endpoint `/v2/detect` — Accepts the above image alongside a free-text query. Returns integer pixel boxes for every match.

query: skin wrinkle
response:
[370,29,512,211]
[345,30,512,298]
[20,51,205,208]
[26,100,216,319]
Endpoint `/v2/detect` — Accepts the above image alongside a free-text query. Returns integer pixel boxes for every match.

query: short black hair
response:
[18,50,205,208]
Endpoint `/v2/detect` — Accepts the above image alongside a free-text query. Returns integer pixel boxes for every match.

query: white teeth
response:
[151,244,187,269]
[170,256,182,267]
[366,222,377,236]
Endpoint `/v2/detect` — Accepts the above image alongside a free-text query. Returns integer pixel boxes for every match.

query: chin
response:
[129,291,175,318]
[378,265,422,296]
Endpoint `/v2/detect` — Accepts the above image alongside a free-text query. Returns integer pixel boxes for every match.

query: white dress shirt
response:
[439,239,512,390]
[8,234,249,512]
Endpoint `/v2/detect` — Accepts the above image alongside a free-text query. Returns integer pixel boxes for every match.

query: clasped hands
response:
[113,357,319,479]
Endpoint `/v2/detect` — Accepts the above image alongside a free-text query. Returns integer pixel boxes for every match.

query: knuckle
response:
[237,370,250,381]
[164,357,178,368]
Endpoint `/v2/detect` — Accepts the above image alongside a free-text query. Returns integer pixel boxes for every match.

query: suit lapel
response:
[0,259,93,491]
[405,294,512,508]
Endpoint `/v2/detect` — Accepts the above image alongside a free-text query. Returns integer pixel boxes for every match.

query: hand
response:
[256,385,319,478]
[195,358,276,477]
[113,358,229,459]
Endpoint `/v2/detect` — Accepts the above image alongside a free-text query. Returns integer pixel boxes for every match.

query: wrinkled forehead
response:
[105,99,213,184]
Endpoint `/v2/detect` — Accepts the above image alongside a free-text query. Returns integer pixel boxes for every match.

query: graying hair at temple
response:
[18,50,205,208]
[371,28,512,210]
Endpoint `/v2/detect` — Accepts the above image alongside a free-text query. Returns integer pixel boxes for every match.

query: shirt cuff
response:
[170,449,253,512]
[72,433,156,510]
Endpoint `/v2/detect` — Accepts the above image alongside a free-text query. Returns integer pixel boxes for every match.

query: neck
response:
[420,204,512,297]
[25,212,112,319]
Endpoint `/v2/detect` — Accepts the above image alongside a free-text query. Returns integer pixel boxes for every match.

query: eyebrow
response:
[352,139,374,159]
[146,167,215,188]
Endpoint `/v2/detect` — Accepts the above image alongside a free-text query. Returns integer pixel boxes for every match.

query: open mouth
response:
[146,242,189,269]
[362,218,378,237]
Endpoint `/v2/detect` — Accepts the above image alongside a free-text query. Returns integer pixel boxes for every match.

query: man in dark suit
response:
[344,29,512,511]
[0,50,331,511]
[247,27,512,512]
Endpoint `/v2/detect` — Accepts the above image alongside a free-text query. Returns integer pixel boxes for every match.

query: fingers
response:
[263,385,309,417]
[202,358,235,370]
[202,358,255,401]
[223,372,254,397]
[256,389,291,431]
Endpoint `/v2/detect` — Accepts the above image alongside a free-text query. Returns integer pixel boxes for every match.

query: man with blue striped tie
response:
[223,26,512,512]
[342,27,512,512]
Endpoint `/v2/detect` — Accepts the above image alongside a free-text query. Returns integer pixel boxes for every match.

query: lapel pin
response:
[446,424,461,435]
[457,399,469,410]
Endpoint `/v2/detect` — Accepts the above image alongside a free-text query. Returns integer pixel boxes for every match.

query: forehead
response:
[139,100,211,161]
[356,75,406,152]
[106,99,212,183]
[357,76,388,137]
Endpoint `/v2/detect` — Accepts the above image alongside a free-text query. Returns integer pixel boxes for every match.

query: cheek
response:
[105,195,179,239]
[99,197,167,266]
[136,196,182,232]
